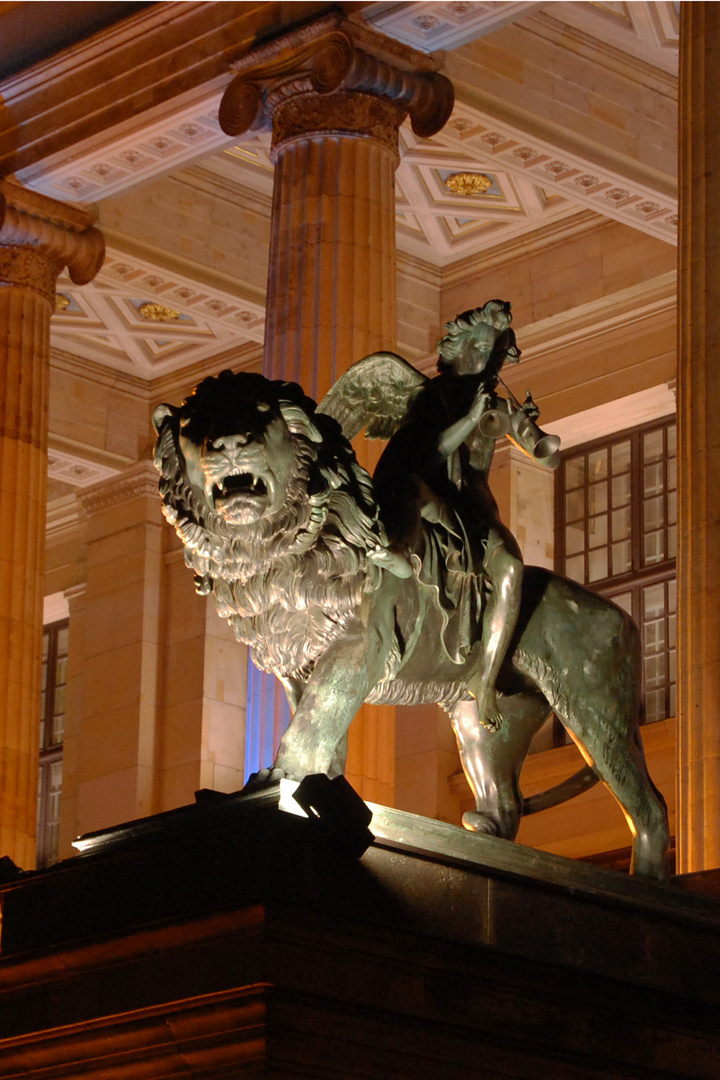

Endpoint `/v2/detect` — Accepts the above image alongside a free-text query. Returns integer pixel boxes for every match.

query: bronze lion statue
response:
[153,366,669,879]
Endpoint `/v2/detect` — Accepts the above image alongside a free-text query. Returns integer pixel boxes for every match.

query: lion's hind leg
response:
[452,691,550,840]
[557,696,669,879]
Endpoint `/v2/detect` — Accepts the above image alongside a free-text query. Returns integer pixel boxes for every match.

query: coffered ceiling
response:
[7,0,679,482]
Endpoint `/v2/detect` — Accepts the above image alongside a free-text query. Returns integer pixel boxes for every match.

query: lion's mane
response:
[154,371,385,680]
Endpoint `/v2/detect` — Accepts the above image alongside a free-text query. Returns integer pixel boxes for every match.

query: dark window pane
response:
[565,455,586,489]
[643,429,664,464]
[612,473,631,508]
[565,488,584,521]
[565,522,584,556]
[565,554,584,582]
[611,440,631,475]
[611,541,632,576]
[588,481,608,516]
[588,548,608,582]
[612,506,631,541]
[588,448,608,481]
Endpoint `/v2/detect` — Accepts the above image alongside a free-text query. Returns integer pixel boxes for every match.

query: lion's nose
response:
[212,433,249,450]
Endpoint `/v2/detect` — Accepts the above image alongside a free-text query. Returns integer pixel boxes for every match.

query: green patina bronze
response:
[153,301,669,879]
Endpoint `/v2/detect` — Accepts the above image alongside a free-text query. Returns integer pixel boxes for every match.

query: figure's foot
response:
[475,685,502,731]
[368,544,414,579]
[462,811,499,836]
[242,766,287,793]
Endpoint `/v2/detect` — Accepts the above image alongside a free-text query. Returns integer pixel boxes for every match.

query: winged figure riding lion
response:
[153,299,669,879]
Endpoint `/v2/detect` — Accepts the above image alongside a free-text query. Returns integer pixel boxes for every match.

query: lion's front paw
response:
[242,766,287,793]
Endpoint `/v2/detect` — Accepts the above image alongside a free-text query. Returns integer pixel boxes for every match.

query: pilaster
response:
[75,463,165,836]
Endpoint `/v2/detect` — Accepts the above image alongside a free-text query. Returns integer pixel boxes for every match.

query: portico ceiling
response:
[5,0,678,448]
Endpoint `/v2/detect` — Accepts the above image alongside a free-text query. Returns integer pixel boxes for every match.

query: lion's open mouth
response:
[213,472,268,502]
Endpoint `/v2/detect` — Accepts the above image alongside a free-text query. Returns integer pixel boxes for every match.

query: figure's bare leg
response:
[473,528,523,731]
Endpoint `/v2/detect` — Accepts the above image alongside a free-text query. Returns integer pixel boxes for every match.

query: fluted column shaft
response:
[0,251,51,868]
[219,18,453,805]
[677,4,720,873]
[264,101,399,399]
[0,181,103,866]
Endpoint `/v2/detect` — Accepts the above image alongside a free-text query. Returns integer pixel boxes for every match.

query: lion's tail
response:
[522,764,599,815]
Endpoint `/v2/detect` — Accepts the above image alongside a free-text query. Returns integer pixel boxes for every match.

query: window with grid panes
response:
[37,619,68,868]
[556,418,676,727]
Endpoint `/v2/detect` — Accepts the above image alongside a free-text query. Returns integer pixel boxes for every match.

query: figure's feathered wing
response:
[317,351,428,441]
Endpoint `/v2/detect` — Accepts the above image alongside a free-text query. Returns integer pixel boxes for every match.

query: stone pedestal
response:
[677,5,720,873]
[0,181,103,867]
[218,15,453,804]
[1,793,719,1078]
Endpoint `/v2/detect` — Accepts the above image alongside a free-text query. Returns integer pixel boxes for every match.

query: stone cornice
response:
[516,271,677,366]
[149,341,263,403]
[80,461,159,517]
[50,347,149,397]
[46,493,84,541]
[439,210,605,287]
[523,11,678,95]
[410,270,677,380]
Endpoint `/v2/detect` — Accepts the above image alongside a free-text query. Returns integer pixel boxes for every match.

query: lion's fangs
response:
[214,472,268,500]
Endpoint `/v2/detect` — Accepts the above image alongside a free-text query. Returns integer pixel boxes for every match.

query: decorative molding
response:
[0,3,326,177]
[272,92,405,156]
[410,270,677,378]
[48,444,122,489]
[365,2,544,52]
[80,461,159,517]
[435,209,604,285]
[435,103,677,244]
[15,92,232,205]
[526,4,679,78]
[0,247,58,303]
[45,493,84,540]
[443,171,493,195]
[64,582,88,606]
[550,383,676,449]
[516,270,677,362]
[51,245,266,378]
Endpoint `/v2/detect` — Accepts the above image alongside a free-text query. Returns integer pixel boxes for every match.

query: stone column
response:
[0,180,103,867]
[676,4,720,873]
[219,15,453,803]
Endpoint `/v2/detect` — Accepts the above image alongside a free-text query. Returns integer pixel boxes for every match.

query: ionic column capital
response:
[0,179,105,301]
[218,14,453,151]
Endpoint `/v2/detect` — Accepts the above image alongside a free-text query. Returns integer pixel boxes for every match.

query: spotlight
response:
[292,774,374,858]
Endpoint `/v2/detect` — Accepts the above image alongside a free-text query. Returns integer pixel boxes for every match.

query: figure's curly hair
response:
[437,299,518,376]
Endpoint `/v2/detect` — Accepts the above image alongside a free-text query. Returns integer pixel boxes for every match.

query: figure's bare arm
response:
[436,386,492,459]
